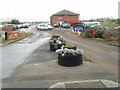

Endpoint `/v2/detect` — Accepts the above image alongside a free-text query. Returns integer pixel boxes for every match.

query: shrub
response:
[84,29,92,38]
[95,29,105,38]
[83,27,95,38]
[83,26,119,42]
[2,26,14,31]
[103,29,118,41]
[84,27,105,38]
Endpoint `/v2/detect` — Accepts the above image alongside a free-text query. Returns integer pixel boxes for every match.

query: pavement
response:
[49,80,119,89]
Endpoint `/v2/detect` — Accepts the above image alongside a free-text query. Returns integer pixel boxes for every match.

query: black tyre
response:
[58,54,83,67]
[50,44,56,51]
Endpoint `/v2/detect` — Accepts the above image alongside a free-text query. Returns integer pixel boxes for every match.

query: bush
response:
[83,26,119,42]
[84,26,118,39]
[2,26,14,31]
[83,27,96,38]
[84,29,92,38]
[84,27,105,38]
[103,29,118,41]
[95,29,105,38]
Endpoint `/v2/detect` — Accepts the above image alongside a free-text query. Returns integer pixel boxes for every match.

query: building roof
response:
[52,10,80,16]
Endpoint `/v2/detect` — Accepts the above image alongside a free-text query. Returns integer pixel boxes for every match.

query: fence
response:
[5,32,30,40]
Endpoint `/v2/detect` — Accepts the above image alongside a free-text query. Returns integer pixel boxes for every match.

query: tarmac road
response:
[1,25,51,87]
[2,27,119,88]
[47,29,118,73]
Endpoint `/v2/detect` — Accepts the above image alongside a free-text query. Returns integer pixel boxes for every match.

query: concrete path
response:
[49,80,119,89]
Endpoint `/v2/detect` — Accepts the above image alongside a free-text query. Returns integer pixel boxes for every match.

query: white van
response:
[84,22,100,27]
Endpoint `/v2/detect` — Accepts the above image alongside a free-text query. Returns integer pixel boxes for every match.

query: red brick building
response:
[50,10,80,26]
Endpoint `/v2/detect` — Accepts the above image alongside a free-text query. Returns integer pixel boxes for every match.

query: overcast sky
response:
[0,0,119,22]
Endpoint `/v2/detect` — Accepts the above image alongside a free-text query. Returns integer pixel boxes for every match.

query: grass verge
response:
[101,22,118,29]
[70,30,120,47]
[0,32,32,46]
[91,38,120,46]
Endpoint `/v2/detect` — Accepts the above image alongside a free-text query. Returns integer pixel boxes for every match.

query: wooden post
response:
[5,32,8,40]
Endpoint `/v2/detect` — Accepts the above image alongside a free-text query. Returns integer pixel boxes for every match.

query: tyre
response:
[49,28,52,30]
[58,54,83,67]
[50,44,56,51]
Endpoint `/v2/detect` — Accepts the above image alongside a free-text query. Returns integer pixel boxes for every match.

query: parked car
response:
[14,24,23,29]
[37,24,52,30]
[54,24,59,27]
[61,23,71,28]
[21,23,29,28]
[0,24,4,29]
[84,22,101,27]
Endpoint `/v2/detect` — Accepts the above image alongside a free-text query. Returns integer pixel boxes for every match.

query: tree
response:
[89,19,94,22]
[10,19,20,24]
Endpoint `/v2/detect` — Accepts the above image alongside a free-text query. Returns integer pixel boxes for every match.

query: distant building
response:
[50,10,80,26]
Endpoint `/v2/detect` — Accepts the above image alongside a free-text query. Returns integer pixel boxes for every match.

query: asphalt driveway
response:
[2,28,119,88]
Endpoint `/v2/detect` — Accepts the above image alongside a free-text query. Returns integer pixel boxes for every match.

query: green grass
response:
[101,22,118,29]
[105,41,120,46]
[92,38,104,42]
[91,38,120,46]
[0,32,32,44]
[0,38,2,43]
